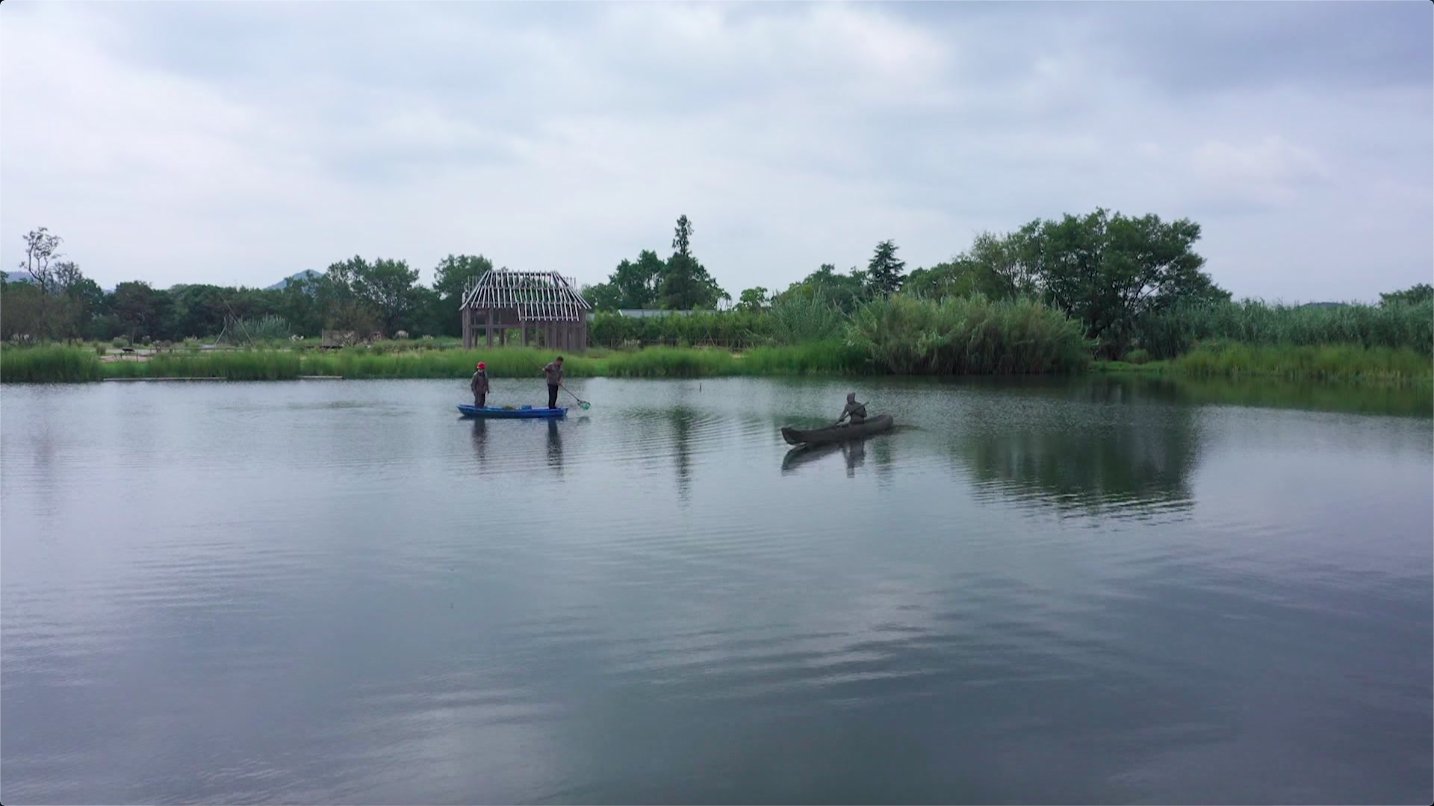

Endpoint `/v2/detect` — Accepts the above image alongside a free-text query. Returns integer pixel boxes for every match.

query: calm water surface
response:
[2,376,1430,804]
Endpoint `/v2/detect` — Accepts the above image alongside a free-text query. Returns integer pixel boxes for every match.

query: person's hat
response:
[477,362,486,369]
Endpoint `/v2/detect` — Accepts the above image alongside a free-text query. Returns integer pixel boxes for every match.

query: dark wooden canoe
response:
[781,414,894,446]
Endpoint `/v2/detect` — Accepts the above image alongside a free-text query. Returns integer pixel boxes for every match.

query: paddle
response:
[561,385,591,410]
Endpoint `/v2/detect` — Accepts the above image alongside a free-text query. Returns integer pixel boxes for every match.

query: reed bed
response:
[1172,341,1432,385]
[1134,299,1434,359]
[0,345,103,382]
[848,295,1090,375]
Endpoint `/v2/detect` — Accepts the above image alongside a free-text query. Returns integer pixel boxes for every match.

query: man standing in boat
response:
[471,361,490,408]
[542,356,564,409]
[836,392,867,426]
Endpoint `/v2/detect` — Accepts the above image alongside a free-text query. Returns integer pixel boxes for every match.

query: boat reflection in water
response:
[781,434,873,477]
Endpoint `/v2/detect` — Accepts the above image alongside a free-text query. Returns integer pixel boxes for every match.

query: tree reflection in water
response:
[952,377,1199,518]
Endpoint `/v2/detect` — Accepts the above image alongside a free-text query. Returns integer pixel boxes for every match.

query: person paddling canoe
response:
[542,356,565,409]
[470,362,491,408]
[836,392,867,426]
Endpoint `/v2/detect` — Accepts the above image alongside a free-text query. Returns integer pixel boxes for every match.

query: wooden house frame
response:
[459,269,592,350]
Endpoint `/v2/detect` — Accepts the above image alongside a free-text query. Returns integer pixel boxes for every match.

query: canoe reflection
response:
[781,436,869,476]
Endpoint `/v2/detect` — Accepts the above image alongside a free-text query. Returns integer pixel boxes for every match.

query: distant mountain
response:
[266,270,321,291]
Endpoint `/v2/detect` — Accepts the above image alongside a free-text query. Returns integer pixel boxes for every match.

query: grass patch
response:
[848,295,1090,374]
[0,345,103,382]
[1172,341,1431,385]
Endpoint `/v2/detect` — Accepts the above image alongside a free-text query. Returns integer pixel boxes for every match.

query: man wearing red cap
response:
[470,361,490,408]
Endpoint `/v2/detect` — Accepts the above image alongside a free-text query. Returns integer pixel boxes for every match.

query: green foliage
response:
[589,310,769,349]
[1381,283,1434,307]
[1132,299,1433,359]
[766,295,846,344]
[1172,341,1431,386]
[0,345,103,382]
[906,233,1039,301]
[590,250,666,310]
[1123,348,1152,365]
[864,240,906,296]
[660,215,727,309]
[967,209,1227,356]
[111,281,169,342]
[323,255,420,335]
[847,294,1090,375]
[431,254,493,335]
[777,264,869,313]
[232,315,292,343]
[737,287,770,311]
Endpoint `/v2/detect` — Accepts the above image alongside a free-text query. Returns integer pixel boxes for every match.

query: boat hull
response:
[458,404,567,419]
[781,414,893,445]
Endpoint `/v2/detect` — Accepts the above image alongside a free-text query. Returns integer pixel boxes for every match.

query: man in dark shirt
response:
[542,356,564,409]
[837,392,867,425]
[470,362,490,408]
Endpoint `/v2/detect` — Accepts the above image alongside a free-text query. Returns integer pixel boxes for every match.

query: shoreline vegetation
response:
[5,211,1430,389]
[2,338,1430,388]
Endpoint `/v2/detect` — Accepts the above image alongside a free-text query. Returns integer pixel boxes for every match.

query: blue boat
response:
[457,404,567,419]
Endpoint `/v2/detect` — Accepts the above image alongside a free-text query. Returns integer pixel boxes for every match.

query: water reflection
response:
[952,377,1199,517]
[470,419,487,464]
[546,419,563,474]
[781,435,874,477]
[670,406,696,500]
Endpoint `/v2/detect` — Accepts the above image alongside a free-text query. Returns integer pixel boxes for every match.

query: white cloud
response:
[1190,136,1332,206]
[1,2,1429,300]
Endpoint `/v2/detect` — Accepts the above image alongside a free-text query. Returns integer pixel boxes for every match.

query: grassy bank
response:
[4,338,1429,388]
[0,343,867,383]
[1133,299,1433,359]
[0,345,105,382]
[1098,342,1432,386]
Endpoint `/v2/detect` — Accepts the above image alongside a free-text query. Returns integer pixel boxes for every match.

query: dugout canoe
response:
[780,414,894,446]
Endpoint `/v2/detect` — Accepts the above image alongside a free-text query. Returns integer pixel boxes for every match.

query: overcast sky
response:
[2,1,1430,302]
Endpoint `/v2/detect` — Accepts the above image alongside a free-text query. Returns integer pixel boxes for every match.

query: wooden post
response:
[462,307,471,349]
[486,308,494,347]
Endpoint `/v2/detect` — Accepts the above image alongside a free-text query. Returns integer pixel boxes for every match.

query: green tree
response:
[0,275,43,340]
[320,256,418,335]
[169,284,231,339]
[659,215,727,309]
[278,274,325,337]
[15,227,64,338]
[582,282,622,311]
[356,258,420,336]
[865,240,906,296]
[906,233,1041,301]
[319,257,379,333]
[1380,283,1433,307]
[65,276,108,339]
[111,281,171,342]
[737,286,770,311]
[992,209,1227,355]
[778,263,869,313]
[432,254,494,335]
[601,250,667,309]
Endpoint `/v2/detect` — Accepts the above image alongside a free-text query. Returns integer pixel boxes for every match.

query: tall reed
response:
[1172,341,1432,385]
[0,345,103,382]
[847,295,1089,374]
[1134,299,1434,359]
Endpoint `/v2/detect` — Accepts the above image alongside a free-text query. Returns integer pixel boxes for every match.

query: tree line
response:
[6,210,1429,356]
[1,228,502,344]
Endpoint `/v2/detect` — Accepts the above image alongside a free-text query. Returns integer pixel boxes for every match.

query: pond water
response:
[2,376,1430,804]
